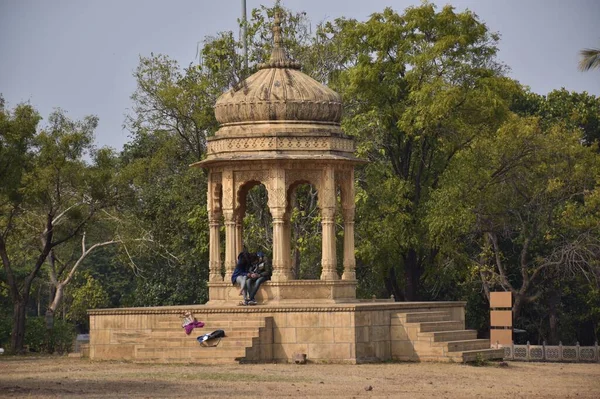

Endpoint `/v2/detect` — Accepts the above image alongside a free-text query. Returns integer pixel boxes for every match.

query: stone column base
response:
[207,280,358,306]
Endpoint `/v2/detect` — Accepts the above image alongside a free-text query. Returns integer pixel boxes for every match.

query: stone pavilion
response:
[191,12,363,305]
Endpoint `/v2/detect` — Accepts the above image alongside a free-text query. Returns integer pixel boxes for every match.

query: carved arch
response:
[233,170,270,216]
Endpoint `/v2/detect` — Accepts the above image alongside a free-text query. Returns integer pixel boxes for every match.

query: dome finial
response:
[272,11,283,54]
[259,9,301,70]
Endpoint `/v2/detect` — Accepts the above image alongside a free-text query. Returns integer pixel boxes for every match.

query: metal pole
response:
[242,0,248,73]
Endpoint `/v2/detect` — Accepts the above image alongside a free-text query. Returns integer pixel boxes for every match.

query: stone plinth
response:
[207,280,358,306]
[88,302,468,364]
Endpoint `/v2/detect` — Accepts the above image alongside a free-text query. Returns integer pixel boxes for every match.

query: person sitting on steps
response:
[244,251,271,306]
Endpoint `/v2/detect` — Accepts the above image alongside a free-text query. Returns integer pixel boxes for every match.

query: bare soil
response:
[1,356,599,398]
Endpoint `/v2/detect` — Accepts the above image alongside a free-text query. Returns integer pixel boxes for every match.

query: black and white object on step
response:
[197,329,226,347]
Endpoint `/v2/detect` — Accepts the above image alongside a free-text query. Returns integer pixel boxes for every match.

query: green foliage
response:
[321,3,518,299]
[24,317,76,354]
[67,273,109,327]
[470,352,490,367]
[0,99,124,351]
[0,311,11,348]
[118,127,210,305]
[289,184,322,279]
[512,88,600,146]
[579,47,600,71]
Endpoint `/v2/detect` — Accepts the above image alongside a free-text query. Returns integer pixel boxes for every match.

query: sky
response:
[1,0,599,151]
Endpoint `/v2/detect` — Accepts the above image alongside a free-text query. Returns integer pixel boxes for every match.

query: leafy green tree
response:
[66,272,109,329]
[512,88,600,147]
[323,4,518,300]
[0,100,117,352]
[427,114,600,322]
[46,206,150,316]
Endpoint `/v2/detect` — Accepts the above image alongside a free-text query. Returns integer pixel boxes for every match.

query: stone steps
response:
[448,348,505,363]
[156,318,266,329]
[135,357,242,364]
[148,327,262,339]
[436,339,492,352]
[415,321,464,333]
[84,317,272,364]
[401,312,503,363]
[405,311,453,323]
[420,329,478,342]
[142,336,255,348]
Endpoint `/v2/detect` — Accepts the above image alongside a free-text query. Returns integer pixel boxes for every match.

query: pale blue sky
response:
[1,0,599,150]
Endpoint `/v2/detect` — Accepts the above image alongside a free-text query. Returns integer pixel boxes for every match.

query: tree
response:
[512,88,600,147]
[0,101,117,352]
[427,114,600,325]
[579,47,600,71]
[322,4,518,300]
[45,206,151,316]
[66,272,109,329]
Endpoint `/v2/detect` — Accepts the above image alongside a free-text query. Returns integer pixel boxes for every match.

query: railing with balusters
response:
[494,341,600,362]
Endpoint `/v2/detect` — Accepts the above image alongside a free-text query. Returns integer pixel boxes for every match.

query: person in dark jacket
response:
[232,251,258,305]
[244,252,271,305]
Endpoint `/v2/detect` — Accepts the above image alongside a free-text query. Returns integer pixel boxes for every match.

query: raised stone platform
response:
[207,280,358,306]
[87,301,502,364]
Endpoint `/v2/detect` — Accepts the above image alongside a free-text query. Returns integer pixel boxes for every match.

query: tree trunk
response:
[404,248,421,301]
[384,265,405,301]
[11,298,28,354]
[36,287,41,317]
[513,293,525,321]
[49,283,65,313]
[547,287,561,345]
[292,247,300,279]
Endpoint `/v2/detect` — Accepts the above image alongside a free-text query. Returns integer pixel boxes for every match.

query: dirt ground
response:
[1,356,599,398]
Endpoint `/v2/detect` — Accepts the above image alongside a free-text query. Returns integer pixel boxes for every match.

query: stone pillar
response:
[341,168,356,280]
[320,167,338,280]
[235,211,244,256]
[268,167,291,281]
[271,207,289,281]
[223,211,236,283]
[342,207,356,280]
[320,207,338,280]
[222,170,235,283]
[283,211,292,277]
[208,211,223,282]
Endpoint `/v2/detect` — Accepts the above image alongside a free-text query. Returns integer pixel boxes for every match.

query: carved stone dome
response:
[214,14,342,126]
[193,12,363,167]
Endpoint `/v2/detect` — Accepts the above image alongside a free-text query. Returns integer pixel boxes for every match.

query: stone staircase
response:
[124,316,272,364]
[397,310,504,362]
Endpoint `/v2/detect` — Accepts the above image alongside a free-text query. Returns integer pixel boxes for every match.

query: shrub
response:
[0,314,11,348]
[24,317,76,354]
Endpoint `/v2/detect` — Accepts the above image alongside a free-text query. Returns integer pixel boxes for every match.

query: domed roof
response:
[214,13,342,126]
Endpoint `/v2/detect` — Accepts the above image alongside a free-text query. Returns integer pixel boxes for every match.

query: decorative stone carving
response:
[207,136,354,155]
[286,169,322,194]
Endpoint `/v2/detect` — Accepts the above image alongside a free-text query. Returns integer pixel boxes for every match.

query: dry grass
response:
[1,356,599,398]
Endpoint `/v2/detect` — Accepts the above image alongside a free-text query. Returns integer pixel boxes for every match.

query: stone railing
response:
[495,341,600,362]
